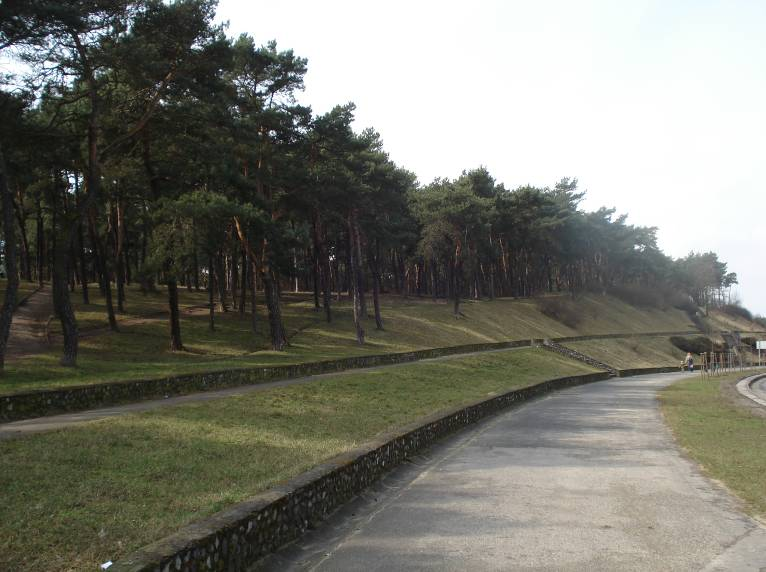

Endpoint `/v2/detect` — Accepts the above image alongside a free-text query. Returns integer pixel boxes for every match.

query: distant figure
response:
[685,352,694,372]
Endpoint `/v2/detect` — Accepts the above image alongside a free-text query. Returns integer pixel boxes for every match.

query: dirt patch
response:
[6,287,53,359]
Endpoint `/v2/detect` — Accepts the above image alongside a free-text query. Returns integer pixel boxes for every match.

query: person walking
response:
[685,352,694,372]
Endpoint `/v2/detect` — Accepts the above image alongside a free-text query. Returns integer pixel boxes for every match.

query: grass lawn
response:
[565,336,689,369]
[0,348,596,571]
[660,372,766,520]
[2,284,704,394]
[0,279,39,306]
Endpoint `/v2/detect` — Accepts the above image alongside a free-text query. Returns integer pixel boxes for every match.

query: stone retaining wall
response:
[1,340,534,422]
[541,339,618,376]
[1,330,718,423]
[110,370,612,572]
[616,366,684,377]
[550,330,700,343]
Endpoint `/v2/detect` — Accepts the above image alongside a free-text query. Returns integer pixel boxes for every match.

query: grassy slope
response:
[707,308,765,333]
[0,348,596,571]
[3,284,703,394]
[660,373,766,520]
[565,337,688,369]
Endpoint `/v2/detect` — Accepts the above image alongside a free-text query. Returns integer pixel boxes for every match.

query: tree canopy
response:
[0,0,742,367]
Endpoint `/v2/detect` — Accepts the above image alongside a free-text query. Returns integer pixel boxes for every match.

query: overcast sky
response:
[217,0,766,314]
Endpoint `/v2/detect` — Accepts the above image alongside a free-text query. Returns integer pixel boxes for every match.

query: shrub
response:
[670,336,717,354]
[535,297,582,329]
[669,294,698,315]
[608,284,664,309]
[720,303,753,322]
[689,312,711,333]
[741,337,757,349]
[754,316,766,330]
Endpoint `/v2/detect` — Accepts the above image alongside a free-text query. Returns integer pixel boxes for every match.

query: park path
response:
[255,372,766,572]
[6,286,53,359]
[0,346,528,440]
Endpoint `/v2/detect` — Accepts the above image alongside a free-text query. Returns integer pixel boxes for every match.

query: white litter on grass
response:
[100,561,113,570]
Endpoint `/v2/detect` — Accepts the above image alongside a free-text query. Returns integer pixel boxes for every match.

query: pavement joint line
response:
[735,373,766,408]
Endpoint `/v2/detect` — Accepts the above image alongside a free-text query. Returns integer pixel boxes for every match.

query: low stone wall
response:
[552,330,700,343]
[0,340,533,422]
[617,366,685,377]
[110,370,611,572]
[540,339,617,376]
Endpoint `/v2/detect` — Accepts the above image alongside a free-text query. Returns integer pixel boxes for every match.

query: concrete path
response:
[7,286,52,358]
[255,372,766,572]
[0,347,528,440]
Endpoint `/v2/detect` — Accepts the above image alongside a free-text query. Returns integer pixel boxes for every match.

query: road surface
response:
[255,372,766,572]
[751,376,766,404]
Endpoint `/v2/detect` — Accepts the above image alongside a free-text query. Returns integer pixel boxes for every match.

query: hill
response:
[3,280,762,394]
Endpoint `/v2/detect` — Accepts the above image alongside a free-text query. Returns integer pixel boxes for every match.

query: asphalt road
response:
[255,372,766,572]
[751,376,766,403]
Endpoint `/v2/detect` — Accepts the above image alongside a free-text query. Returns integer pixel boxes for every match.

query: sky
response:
[216,0,766,314]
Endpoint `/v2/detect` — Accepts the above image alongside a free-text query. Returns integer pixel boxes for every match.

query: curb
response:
[735,373,766,408]
[109,370,612,572]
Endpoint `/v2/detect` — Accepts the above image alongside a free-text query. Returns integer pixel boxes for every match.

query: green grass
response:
[0,279,39,306]
[564,336,689,369]
[0,347,596,571]
[1,283,703,394]
[660,373,766,520]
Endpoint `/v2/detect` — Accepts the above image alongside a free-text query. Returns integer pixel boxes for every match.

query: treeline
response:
[0,0,740,368]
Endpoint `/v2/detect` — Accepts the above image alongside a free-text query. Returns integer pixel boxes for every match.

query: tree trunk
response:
[313,215,332,322]
[52,237,78,366]
[250,259,257,334]
[371,269,383,330]
[369,240,384,330]
[168,277,183,351]
[15,197,32,282]
[239,247,247,315]
[74,177,89,304]
[49,171,78,366]
[352,214,367,318]
[263,269,286,350]
[311,218,321,311]
[215,252,228,312]
[229,251,238,311]
[116,250,126,312]
[89,214,118,331]
[36,199,44,286]
[192,246,200,291]
[0,141,19,370]
[453,242,463,318]
[208,254,215,331]
[348,210,365,344]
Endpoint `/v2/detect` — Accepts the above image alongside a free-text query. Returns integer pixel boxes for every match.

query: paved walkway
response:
[255,372,766,571]
[6,286,52,359]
